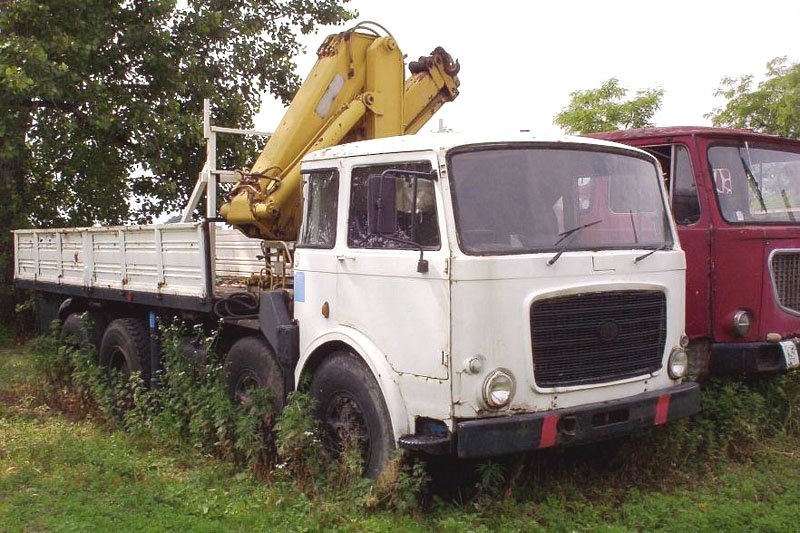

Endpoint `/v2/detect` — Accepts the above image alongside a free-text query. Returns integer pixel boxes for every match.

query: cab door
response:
[294,168,341,360]
[642,142,711,340]
[671,142,712,339]
[334,155,450,379]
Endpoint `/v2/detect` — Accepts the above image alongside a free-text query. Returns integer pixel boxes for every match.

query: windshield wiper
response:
[634,243,671,264]
[781,189,796,222]
[740,144,768,213]
[547,219,603,266]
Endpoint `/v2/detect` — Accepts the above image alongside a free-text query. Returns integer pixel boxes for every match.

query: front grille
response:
[531,290,666,388]
[771,252,800,312]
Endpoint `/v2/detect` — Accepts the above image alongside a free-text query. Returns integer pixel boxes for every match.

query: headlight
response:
[668,348,688,379]
[483,369,515,409]
[733,310,752,337]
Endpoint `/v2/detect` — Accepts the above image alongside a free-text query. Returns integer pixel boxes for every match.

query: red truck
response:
[591,127,800,376]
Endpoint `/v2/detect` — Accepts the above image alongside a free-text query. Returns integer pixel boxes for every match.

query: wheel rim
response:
[323,392,370,464]
[108,346,130,378]
[233,370,260,404]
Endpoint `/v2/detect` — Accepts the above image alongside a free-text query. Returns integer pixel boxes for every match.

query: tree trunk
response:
[0,105,32,327]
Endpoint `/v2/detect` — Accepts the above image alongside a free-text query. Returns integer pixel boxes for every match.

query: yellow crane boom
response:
[219,21,461,240]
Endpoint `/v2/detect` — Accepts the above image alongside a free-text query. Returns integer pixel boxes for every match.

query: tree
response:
[553,78,664,134]
[707,57,800,139]
[0,0,353,323]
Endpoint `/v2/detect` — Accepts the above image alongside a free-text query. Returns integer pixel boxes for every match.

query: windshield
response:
[447,144,673,255]
[708,144,800,224]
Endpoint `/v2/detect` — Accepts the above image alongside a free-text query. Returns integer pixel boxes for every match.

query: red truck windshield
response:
[447,144,673,255]
[709,144,800,224]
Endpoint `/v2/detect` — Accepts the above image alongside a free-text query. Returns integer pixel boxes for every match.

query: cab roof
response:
[302,131,652,163]
[588,126,800,146]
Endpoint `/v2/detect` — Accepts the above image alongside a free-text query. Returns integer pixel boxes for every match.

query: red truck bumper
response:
[710,339,800,375]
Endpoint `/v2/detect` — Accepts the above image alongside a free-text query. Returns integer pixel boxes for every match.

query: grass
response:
[3,332,800,531]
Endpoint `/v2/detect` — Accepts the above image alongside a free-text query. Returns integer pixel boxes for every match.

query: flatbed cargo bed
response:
[13,223,267,311]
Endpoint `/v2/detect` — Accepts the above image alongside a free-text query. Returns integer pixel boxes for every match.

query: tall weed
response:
[31,321,275,471]
[27,320,429,507]
[39,321,800,510]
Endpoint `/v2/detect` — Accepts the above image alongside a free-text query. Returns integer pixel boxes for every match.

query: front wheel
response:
[310,352,395,478]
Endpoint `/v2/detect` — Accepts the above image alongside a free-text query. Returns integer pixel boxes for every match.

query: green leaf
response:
[707,56,800,139]
[554,78,664,134]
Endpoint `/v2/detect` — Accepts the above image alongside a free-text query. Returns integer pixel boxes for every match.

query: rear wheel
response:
[310,352,395,478]
[60,312,105,353]
[224,336,285,410]
[60,313,83,346]
[99,318,151,384]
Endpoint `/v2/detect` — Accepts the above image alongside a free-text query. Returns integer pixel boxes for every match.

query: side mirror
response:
[368,174,397,235]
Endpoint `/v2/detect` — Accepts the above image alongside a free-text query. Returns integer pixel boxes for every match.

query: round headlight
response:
[733,310,752,337]
[483,369,515,409]
[668,347,688,379]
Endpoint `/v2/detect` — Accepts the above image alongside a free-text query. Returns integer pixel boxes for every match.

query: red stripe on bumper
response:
[539,414,559,448]
[654,394,671,425]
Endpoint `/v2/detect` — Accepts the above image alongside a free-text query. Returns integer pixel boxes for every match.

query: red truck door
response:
[639,142,712,341]
[671,143,712,341]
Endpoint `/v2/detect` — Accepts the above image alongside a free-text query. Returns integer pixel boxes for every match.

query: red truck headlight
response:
[732,310,752,337]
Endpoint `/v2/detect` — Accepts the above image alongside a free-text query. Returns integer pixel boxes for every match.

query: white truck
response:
[15,130,700,475]
[13,24,699,477]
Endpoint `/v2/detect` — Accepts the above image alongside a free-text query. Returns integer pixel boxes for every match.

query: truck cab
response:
[591,127,800,376]
[293,132,699,467]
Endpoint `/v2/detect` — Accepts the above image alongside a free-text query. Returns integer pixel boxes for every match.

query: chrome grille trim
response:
[770,249,800,315]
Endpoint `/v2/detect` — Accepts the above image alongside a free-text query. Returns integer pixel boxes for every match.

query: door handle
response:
[336,255,355,261]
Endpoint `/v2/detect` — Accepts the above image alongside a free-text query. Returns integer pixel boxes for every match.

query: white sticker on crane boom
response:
[780,340,800,368]
[315,74,345,119]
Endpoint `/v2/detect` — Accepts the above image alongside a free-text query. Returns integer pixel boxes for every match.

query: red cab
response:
[592,127,800,376]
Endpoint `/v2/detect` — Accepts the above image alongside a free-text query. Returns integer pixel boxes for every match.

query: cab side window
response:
[645,144,701,225]
[348,162,441,249]
[298,170,339,248]
[672,145,701,225]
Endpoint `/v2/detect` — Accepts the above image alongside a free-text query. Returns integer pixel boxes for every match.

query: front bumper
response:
[454,383,700,458]
[710,339,800,375]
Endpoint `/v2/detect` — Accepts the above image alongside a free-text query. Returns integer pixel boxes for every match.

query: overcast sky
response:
[253,0,800,137]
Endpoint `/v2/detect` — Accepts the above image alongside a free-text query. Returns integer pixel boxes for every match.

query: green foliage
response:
[707,57,800,138]
[23,322,800,519]
[29,321,427,505]
[273,390,328,484]
[366,452,430,514]
[0,0,353,226]
[646,373,800,464]
[29,322,277,470]
[7,338,800,528]
[0,0,354,322]
[554,78,664,134]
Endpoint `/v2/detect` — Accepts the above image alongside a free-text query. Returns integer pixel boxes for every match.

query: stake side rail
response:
[13,224,264,308]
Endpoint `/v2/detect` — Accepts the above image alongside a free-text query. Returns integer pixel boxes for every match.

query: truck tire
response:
[224,336,285,410]
[60,313,84,346]
[310,351,395,478]
[60,312,104,352]
[99,318,151,385]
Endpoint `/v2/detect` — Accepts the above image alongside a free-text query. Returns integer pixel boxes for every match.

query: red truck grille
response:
[530,290,666,388]
[771,252,800,312]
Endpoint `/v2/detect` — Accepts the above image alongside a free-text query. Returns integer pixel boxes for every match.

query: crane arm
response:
[219,22,460,240]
